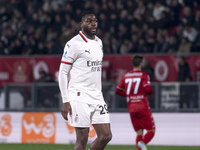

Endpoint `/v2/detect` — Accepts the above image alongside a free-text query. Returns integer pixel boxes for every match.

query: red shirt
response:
[115,70,152,112]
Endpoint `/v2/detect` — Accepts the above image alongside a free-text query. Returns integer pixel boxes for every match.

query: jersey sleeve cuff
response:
[62,97,70,103]
[61,61,73,65]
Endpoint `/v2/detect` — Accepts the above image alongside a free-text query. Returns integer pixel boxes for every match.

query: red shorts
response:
[129,109,155,131]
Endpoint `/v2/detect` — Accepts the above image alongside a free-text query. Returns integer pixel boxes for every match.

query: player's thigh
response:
[141,110,155,130]
[92,123,112,138]
[70,100,91,127]
[75,127,89,143]
[129,112,142,131]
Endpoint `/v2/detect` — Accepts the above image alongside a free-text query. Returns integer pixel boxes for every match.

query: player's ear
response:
[80,22,83,29]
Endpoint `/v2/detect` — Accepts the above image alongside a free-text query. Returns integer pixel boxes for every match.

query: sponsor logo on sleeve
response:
[63,51,67,58]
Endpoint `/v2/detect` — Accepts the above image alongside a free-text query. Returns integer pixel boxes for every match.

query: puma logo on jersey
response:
[85,49,90,54]
[67,44,70,48]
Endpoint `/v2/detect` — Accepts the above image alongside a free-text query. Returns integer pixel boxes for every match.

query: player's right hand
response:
[61,102,72,121]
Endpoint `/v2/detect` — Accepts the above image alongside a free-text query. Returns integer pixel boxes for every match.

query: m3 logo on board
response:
[22,113,56,143]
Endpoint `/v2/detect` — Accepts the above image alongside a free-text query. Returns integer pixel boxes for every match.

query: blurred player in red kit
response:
[115,55,155,150]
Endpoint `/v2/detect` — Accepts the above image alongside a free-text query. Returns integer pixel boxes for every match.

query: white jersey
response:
[60,31,104,104]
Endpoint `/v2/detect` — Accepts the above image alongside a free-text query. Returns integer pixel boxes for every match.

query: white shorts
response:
[69,100,110,127]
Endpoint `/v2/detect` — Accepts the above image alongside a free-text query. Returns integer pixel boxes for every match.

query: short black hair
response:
[80,10,95,22]
[132,55,143,67]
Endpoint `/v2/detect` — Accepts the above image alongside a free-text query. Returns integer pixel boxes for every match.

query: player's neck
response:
[133,67,141,71]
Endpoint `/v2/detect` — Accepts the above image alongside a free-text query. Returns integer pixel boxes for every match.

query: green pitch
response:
[0,144,200,150]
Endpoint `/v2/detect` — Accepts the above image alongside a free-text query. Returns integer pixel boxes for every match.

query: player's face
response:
[81,14,98,39]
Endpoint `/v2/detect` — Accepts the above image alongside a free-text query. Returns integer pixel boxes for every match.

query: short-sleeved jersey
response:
[116,70,151,112]
[61,31,104,104]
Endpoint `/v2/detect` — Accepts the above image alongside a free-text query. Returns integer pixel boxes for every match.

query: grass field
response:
[0,144,200,150]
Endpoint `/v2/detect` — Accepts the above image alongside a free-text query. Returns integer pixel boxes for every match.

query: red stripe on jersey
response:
[79,32,88,43]
[61,61,73,65]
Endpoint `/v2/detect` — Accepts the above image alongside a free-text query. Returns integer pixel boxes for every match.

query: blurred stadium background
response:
[0,0,200,149]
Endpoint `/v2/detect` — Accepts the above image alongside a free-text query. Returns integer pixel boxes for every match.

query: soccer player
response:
[58,11,112,150]
[115,55,155,150]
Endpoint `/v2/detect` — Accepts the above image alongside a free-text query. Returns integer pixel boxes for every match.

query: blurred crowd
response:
[0,0,200,55]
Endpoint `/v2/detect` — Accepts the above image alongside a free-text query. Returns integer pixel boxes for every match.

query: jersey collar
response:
[79,31,98,43]
[79,31,88,43]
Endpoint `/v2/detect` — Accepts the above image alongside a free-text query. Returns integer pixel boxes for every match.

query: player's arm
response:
[115,86,126,96]
[58,62,72,103]
[115,76,126,96]
[143,74,152,95]
[58,62,72,121]
[59,42,78,121]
